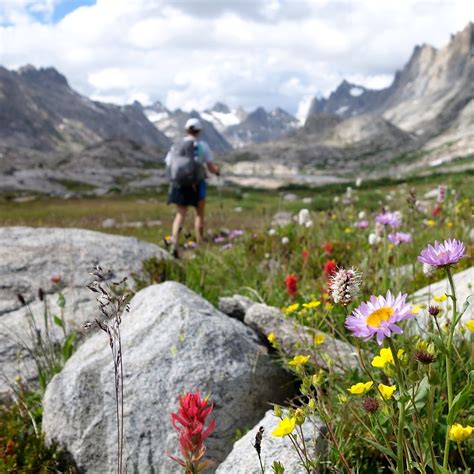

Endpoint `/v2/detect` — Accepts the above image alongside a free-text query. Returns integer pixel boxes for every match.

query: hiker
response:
[165,117,220,256]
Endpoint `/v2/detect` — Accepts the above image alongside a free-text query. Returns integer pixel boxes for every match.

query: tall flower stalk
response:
[87,266,131,474]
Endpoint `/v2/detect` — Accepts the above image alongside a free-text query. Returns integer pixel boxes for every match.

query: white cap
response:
[185,117,202,131]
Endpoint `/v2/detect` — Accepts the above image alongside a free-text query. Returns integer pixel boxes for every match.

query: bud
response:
[362,397,379,414]
[274,405,282,418]
[294,408,305,425]
[428,305,440,317]
[308,398,316,410]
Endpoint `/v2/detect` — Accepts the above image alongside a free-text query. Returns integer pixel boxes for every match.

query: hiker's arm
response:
[206,162,220,176]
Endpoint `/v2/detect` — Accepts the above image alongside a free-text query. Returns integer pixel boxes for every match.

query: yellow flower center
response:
[366,307,394,328]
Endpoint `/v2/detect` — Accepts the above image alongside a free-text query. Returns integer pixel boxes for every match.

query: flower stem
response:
[388,338,406,474]
[442,266,457,472]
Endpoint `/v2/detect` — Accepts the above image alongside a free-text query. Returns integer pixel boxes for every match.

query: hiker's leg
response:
[172,205,187,244]
[195,199,205,244]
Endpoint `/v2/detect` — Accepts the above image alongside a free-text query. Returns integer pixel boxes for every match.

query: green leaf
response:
[57,292,66,309]
[447,371,474,425]
[53,315,63,328]
[61,332,77,361]
[364,438,396,460]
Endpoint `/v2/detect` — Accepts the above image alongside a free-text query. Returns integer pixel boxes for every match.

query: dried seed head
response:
[253,426,264,456]
[329,267,362,306]
[38,288,44,301]
[428,306,440,317]
[414,350,436,365]
[362,397,379,414]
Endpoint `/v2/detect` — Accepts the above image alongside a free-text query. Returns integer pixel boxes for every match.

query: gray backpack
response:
[168,140,205,187]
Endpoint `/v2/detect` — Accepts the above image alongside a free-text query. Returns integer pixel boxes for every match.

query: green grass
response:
[0,168,473,472]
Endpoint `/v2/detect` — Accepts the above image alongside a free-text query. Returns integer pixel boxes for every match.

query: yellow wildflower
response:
[325,302,334,311]
[288,355,310,366]
[267,332,276,344]
[433,294,447,302]
[337,394,348,403]
[465,320,474,333]
[446,221,453,228]
[378,383,397,400]
[371,348,404,369]
[426,219,436,227]
[314,334,325,345]
[312,369,325,386]
[449,423,474,443]
[272,417,296,437]
[411,305,422,314]
[344,227,353,234]
[347,381,373,395]
[303,300,321,309]
[283,303,300,314]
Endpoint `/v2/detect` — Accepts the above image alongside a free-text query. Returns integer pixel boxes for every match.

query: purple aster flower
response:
[345,291,417,345]
[214,236,226,244]
[222,243,233,250]
[375,211,401,228]
[355,219,369,229]
[388,232,412,245]
[418,239,466,268]
[229,229,244,240]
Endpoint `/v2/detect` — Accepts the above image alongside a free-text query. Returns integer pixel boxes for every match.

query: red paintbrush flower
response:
[285,274,298,298]
[324,242,333,255]
[432,205,442,217]
[168,391,215,473]
[324,260,337,285]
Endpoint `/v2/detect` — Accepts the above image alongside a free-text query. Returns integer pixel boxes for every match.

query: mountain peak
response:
[17,65,69,87]
[211,102,230,113]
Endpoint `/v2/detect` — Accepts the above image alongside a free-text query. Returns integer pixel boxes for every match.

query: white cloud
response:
[1,0,473,116]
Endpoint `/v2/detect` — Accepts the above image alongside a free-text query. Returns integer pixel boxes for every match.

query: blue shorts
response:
[197,180,207,200]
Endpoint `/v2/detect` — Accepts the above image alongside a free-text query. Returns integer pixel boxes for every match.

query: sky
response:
[0,0,473,120]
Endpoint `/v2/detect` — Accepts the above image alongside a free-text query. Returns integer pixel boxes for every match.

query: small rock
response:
[423,188,439,199]
[411,267,473,334]
[244,303,360,373]
[102,218,116,228]
[216,410,327,474]
[282,193,297,202]
[302,197,312,204]
[271,212,292,227]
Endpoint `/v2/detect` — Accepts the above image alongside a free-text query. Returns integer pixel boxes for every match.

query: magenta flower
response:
[376,212,401,228]
[388,232,412,245]
[418,239,466,268]
[345,291,417,345]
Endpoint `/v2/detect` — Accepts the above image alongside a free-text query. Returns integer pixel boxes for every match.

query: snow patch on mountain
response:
[350,87,364,97]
